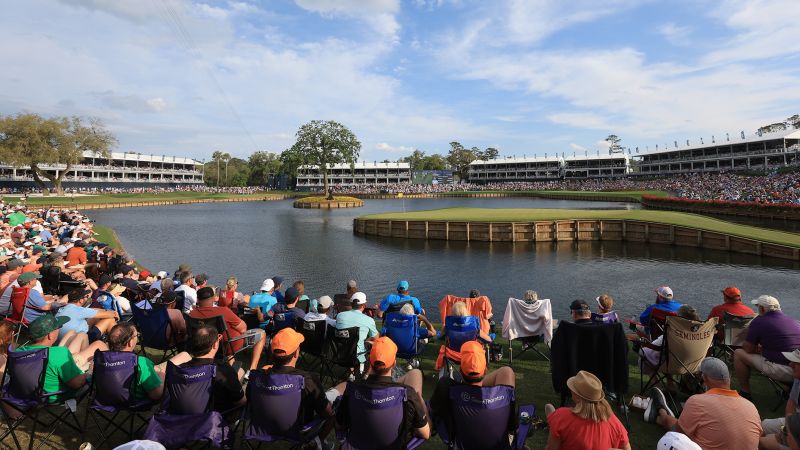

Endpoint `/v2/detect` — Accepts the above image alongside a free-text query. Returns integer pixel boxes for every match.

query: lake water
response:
[88,198,800,322]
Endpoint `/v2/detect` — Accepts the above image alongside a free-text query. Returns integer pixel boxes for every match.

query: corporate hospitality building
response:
[295,161,412,190]
[631,128,800,175]
[0,151,204,188]
[467,154,629,183]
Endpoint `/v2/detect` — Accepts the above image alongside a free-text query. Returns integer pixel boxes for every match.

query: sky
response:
[1,0,799,162]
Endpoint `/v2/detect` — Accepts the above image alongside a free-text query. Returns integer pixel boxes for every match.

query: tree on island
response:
[247,151,281,186]
[446,142,479,181]
[289,120,361,199]
[0,113,116,195]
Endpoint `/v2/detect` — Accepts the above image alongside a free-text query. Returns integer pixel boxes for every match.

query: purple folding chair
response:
[338,383,426,450]
[242,370,327,449]
[85,350,156,448]
[436,384,534,450]
[0,346,87,450]
[143,362,232,449]
[591,311,620,324]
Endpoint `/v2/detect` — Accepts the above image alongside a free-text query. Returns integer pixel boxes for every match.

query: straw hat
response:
[566,370,604,402]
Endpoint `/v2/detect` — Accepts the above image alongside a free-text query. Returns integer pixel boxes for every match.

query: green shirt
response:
[134,355,161,399]
[17,345,83,403]
[335,309,379,363]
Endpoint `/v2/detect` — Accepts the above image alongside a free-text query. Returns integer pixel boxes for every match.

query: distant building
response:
[295,161,411,190]
[0,151,204,187]
[467,154,629,183]
[632,129,800,175]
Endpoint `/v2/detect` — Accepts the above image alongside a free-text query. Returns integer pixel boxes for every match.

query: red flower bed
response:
[642,195,800,210]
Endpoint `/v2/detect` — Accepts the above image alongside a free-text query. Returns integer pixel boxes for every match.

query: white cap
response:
[23,242,33,247]
[260,278,275,292]
[0,239,10,245]
[351,292,367,305]
[113,440,167,450]
[657,432,701,450]
[751,295,780,309]
[655,286,673,299]
[318,295,333,309]
[157,271,168,279]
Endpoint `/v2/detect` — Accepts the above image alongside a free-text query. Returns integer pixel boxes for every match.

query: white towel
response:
[502,297,554,344]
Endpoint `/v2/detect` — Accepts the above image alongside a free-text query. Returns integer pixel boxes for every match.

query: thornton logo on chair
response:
[354,390,396,404]
[182,371,206,380]
[265,383,295,391]
[460,392,506,405]
[100,360,127,367]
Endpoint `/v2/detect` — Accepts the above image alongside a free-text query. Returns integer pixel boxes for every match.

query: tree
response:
[785,114,800,129]
[289,120,361,199]
[757,123,787,135]
[421,154,446,170]
[247,151,281,186]
[222,152,232,185]
[401,149,426,170]
[482,147,499,161]
[605,135,623,154]
[0,113,116,195]
[446,141,477,181]
[211,150,223,186]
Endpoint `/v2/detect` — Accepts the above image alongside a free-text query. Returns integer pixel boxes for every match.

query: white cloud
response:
[376,142,416,154]
[146,97,168,112]
[294,0,400,41]
[658,22,692,46]
[569,142,586,151]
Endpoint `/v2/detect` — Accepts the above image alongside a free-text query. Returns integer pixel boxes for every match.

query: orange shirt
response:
[65,247,87,267]
[677,388,761,450]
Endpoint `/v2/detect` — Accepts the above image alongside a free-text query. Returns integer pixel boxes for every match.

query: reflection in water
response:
[89,198,799,322]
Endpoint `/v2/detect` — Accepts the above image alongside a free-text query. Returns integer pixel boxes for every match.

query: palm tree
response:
[212,150,222,186]
[223,152,231,185]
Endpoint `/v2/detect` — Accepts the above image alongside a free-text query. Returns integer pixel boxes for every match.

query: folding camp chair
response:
[502,298,552,366]
[381,312,426,371]
[591,311,620,324]
[296,319,327,369]
[85,350,157,448]
[320,326,360,385]
[143,362,232,449]
[437,316,491,381]
[434,385,534,450]
[184,315,251,364]
[647,308,677,341]
[337,382,426,449]
[640,316,718,413]
[0,347,87,450]
[240,369,328,449]
[4,287,31,344]
[712,312,754,362]
[130,303,179,364]
[271,310,298,334]
[550,321,630,428]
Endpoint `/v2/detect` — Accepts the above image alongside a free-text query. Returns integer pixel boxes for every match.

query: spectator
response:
[399,303,436,339]
[639,305,701,374]
[218,276,248,310]
[269,286,306,320]
[595,294,616,316]
[65,240,87,267]
[785,414,800,450]
[55,287,118,341]
[569,300,593,325]
[647,357,761,450]
[0,321,14,377]
[175,271,197,313]
[639,286,683,329]
[761,349,800,450]
[545,370,630,450]
[335,291,379,371]
[272,276,285,303]
[735,295,800,400]
[304,295,336,327]
[150,290,187,345]
[441,301,492,342]
[18,272,62,323]
[245,278,277,324]
[379,280,423,318]
[708,286,755,321]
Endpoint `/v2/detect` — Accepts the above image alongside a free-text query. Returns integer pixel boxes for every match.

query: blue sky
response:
[1,0,799,161]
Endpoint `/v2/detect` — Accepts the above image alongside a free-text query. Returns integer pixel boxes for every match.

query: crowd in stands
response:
[0,185,266,196]
[1,202,800,449]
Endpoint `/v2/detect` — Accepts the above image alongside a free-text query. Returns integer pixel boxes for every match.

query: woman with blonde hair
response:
[218,276,249,310]
[544,370,630,450]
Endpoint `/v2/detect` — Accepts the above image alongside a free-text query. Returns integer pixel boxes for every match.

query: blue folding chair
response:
[435,384,533,450]
[143,362,232,449]
[85,350,156,447]
[241,370,328,449]
[271,310,298,334]
[338,383,426,450]
[440,316,486,381]
[131,303,179,364]
[382,313,425,369]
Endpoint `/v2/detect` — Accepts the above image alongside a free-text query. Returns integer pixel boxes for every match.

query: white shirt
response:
[176,284,197,313]
[305,311,336,327]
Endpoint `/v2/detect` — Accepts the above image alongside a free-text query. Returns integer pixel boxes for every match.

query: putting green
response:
[359,207,800,248]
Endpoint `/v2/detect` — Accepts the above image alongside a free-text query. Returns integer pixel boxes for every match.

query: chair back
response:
[722,312,754,347]
[273,310,297,332]
[6,287,31,324]
[550,321,629,395]
[327,326,360,368]
[244,370,305,441]
[91,350,138,411]
[444,316,480,352]
[385,300,413,315]
[297,320,327,356]
[1,346,48,408]
[663,316,719,375]
[648,308,677,341]
[131,303,171,350]
[382,313,421,359]
[161,361,215,415]
[185,315,229,359]
[173,290,186,313]
[39,265,61,295]
[591,311,619,325]
[341,383,407,450]
[447,385,515,450]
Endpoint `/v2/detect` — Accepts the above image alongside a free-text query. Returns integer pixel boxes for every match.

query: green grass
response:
[428,190,670,201]
[0,191,292,206]
[92,225,121,249]
[359,207,800,248]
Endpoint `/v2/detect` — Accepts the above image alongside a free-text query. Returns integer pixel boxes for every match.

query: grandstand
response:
[468,154,629,183]
[0,151,204,187]
[632,128,800,176]
[296,161,411,190]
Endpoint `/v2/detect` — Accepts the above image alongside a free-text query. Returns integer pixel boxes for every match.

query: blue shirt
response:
[379,293,422,314]
[38,229,53,243]
[24,289,50,323]
[249,292,277,312]
[56,304,98,338]
[639,299,683,326]
[274,290,285,304]
[335,309,378,363]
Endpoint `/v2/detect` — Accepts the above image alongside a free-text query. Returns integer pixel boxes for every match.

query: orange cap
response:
[271,328,304,355]
[460,341,486,377]
[22,263,41,273]
[369,336,397,369]
[722,287,741,299]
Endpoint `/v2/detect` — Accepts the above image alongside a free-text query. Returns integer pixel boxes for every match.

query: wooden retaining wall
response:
[354,192,635,202]
[354,218,800,262]
[294,199,364,209]
[54,195,289,211]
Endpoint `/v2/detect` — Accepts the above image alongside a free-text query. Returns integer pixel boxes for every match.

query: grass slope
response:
[360,207,800,248]
[431,190,670,201]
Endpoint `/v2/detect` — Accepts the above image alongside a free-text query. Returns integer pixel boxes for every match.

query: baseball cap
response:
[28,314,70,340]
[284,287,300,303]
[657,432,701,450]
[655,286,674,299]
[178,263,192,273]
[120,265,135,275]
[157,271,168,279]
[197,286,215,301]
[369,336,398,369]
[722,286,741,298]
[782,349,800,364]
[698,357,730,380]
[347,279,357,289]
[18,272,41,283]
[68,288,92,302]
[272,276,284,286]
[7,259,25,269]
[460,341,487,377]
[271,328,304,355]
[99,274,113,286]
[569,299,590,312]
[139,270,151,279]
[397,280,409,291]
[751,295,780,308]
[351,292,367,305]
[260,278,274,292]
[317,295,333,309]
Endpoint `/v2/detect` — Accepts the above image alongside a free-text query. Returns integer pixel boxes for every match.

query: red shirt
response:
[547,407,628,450]
[708,302,754,321]
[65,247,87,267]
[189,305,246,352]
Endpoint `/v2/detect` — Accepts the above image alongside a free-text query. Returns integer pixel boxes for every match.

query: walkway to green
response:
[360,207,800,248]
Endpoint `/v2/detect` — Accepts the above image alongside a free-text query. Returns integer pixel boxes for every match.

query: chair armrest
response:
[513,404,536,450]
